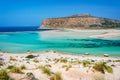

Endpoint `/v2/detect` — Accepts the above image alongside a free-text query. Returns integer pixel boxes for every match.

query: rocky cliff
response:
[41,14,120,29]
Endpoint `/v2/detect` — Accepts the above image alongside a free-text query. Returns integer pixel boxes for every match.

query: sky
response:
[0,0,120,26]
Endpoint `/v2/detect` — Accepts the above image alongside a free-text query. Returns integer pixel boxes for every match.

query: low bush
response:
[55,58,68,63]
[19,65,26,70]
[0,69,10,80]
[93,62,113,74]
[38,66,52,76]
[62,64,72,71]
[25,55,35,59]
[82,60,91,67]
[7,65,23,74]
[9,56,17,61]
[50,72,63,80]
[33,59,39,63]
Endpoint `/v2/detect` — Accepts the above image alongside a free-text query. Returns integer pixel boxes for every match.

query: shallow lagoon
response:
[0,30,120,56]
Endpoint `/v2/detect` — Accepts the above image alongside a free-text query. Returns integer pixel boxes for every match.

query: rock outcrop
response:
[41,14,120,29]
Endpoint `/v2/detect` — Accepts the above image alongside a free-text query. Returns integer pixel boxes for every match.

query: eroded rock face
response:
[41,14,120,29]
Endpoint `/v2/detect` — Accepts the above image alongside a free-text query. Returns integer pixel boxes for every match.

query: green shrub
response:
[93,62,113,74]
[93,62,105,73]
[82,60,91,67]
[55,58,68,63]
[9,56,17,61]
[0,69,10,80]
[19,65,26,70]
[10,67,23,74]
[60,58,68,63]
[7,66,23,74]
[38,66,52,76]
[104,65,113,73]
[7,65,15,69]
[113,60,120,62]
[33,59,39,63]
[62,64,72,71]
[25,55,35,59]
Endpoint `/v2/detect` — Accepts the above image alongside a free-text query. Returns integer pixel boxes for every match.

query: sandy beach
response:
[0,51,120,80]
[41,29,120,38]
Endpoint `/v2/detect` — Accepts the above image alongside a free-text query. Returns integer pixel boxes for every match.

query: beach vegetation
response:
[70,60,81,65]
[9,56,17,61]
[60,58,68,63]
[82,60,91,67]
[19,65,26,70]
[55,59,60,63]
[55,58,68,63]
[33,59,39,63]
[62,64,72,71]
[7,65,15,69]
[25,55,35,59]
[93,62,113,74]
[7,65,23,74]
[50,72,63,80]
[0,69,10,80]
[113,60,120,62]
[38,66,52,76]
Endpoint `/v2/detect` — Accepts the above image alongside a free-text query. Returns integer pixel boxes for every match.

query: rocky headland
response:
[41,14,120,29]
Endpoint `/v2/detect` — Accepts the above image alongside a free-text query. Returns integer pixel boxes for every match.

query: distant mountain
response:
[41,14,120,29]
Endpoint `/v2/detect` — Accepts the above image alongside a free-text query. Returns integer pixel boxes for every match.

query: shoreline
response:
[1,52,120,60]
[0,50,120,58]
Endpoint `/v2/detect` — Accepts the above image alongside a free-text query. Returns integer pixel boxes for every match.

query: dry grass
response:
[62,64,72,71]
[50,72,63,80]
[55,58,68,63]
[32,59,39,63]
[38,66,52,76]
[19,65,27,70]
[7,65,23,74]
[70,60,81,65]
[93,62,113,74]
[82,60,91,67]
[9,56,17,61]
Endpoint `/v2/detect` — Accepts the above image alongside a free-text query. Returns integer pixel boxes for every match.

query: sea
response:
[0,26,120,56]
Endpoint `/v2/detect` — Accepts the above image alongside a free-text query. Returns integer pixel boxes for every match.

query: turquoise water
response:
[0,31,120,56]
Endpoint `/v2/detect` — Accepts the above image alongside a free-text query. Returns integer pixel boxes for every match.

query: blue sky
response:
[0,0,120,26]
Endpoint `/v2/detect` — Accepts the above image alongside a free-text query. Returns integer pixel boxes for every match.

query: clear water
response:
[0,30,120,56]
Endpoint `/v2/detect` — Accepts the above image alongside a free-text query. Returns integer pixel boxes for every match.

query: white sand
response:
[64,29,120,38]
[39,29,120,39]
[0,51,120,80]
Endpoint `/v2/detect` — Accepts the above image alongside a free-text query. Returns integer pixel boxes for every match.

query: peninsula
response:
[41,14,120,29]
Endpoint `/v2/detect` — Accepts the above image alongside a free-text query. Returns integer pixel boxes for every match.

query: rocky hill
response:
[41,14,120,29]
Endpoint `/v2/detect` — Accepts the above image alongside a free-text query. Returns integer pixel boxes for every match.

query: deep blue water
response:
[0,26,39,32]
